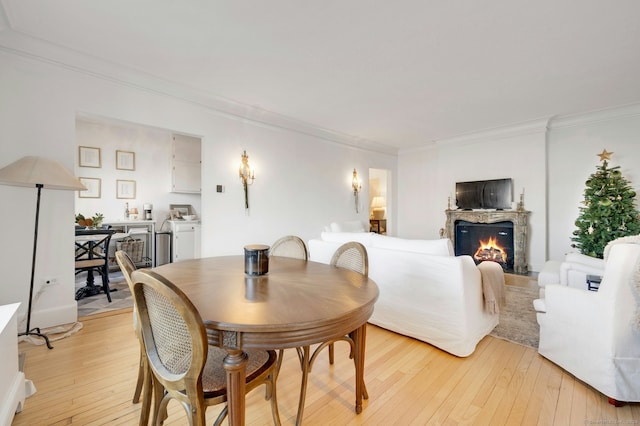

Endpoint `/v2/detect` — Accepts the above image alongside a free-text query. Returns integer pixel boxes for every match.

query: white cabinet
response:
[0,303,25,426]
[171,134,201,193]
[170,221,201,262]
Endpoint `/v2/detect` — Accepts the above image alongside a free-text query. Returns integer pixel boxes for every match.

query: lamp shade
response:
[371,196,386,209]
[0,156,86,190]
[371,196,386,219]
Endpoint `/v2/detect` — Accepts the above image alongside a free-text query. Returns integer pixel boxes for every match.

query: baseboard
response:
[29,302,78,330]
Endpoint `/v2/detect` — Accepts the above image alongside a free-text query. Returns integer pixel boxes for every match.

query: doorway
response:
[369,168,391,234]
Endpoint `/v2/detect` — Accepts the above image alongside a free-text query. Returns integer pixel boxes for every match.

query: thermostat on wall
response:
[216,185,224,193]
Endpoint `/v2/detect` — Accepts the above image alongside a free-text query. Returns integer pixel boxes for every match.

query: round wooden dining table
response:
[152,255,379,426]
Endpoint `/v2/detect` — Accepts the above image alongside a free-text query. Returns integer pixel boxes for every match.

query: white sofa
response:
[308,231,499,357]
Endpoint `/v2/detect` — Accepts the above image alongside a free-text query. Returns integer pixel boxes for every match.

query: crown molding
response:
[400,117,550,154]
[435,118,551,146]
[0,28,398,156]
[549,102,640,130]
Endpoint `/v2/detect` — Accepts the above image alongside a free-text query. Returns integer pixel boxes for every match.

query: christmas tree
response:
[571,149,640,258]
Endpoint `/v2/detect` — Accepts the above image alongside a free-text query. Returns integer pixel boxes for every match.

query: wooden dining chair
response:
[130,269,281,426]
[270,235,308,260]
[114,250,152,425]
[317,241,368,365]
[270,235,309,374]
[75,228,115,302]
[294,241,369,424]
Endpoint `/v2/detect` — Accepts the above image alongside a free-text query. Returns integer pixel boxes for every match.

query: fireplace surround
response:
[443,209,530,274]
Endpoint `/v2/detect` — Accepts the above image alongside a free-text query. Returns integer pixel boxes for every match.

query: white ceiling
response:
[2,0,640,150]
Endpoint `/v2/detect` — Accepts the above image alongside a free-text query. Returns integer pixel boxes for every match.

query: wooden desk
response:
[152,256,379,426]
[370,219,386,234]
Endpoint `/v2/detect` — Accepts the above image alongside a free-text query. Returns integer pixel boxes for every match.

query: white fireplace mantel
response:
[444,209,530,274]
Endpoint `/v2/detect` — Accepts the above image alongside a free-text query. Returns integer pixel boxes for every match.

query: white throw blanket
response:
[478,261,506,314]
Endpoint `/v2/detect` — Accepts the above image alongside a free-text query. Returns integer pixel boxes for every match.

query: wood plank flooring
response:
[13,308,640,425]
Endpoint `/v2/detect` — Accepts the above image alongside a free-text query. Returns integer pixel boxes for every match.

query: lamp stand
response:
[17,183,53,349]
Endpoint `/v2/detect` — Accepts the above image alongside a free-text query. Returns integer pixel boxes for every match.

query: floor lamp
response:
[0,156,86,349]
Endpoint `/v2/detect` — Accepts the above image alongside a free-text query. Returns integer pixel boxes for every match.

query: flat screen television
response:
[455,178,513,210]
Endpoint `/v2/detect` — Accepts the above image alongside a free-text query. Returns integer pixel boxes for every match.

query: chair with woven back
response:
[130,268,281,426]
[114,250,151,425]
[270,235,308,261]
[319,241,369,365]
[294,241,369,423]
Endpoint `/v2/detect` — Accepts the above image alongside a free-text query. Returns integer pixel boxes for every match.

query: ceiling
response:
[2,0,640,151]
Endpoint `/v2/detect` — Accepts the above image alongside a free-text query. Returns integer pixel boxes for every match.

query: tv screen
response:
[456,178,512,210]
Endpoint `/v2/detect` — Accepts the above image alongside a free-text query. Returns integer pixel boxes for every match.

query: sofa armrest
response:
[559,255,604,287]
[543,284,604,327]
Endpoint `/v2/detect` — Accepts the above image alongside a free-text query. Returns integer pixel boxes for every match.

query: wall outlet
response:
[216,185,224,193]
[43,277,58,285]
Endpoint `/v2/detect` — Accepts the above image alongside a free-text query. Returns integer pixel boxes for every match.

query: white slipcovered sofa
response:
[308,230,499,357]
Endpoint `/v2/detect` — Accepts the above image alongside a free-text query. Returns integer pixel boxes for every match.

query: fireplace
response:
[444,209,530,274]
[455,220,514,271]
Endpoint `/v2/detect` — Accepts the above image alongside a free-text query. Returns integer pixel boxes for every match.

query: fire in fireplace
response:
[455,220,514,271]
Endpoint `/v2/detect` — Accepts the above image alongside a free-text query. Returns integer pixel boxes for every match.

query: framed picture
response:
[116,179,136,199]
[169,204,193,219]
[78,146,101,168]
[116,150,135,171]
[78,177,101,198]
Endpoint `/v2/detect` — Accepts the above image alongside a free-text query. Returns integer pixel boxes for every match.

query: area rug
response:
[490,277,540,349]
[76,272,133,317]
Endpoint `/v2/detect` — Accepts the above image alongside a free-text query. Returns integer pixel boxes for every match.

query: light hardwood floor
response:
[14,309,639,425]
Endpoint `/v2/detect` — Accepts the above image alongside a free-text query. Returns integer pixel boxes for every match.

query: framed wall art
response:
[116,150,135,171]
[116,179,136,199]
[78,146,101,168]
[78,177,101,198]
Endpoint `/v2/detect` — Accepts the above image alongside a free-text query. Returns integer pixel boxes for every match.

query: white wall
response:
[75,118,201,227]
[398,121,548,272]
[0,50,396,330]
[398,105,640,272]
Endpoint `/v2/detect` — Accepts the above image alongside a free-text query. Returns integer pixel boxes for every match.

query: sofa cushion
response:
[370,234,454,256]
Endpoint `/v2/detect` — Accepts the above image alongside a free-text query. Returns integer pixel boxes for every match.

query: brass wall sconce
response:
[352,168,361,213]
[239,150,255,209]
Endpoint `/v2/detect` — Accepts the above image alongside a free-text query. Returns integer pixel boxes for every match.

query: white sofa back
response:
[308,234,497,357]
[319,232,454,256]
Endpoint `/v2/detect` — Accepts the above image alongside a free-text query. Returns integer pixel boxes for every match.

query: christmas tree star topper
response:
[597,149,613,161]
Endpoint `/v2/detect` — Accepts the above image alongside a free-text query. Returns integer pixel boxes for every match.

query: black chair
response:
[75,229,115,302]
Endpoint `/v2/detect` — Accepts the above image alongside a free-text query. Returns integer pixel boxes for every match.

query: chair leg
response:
[268,368,282,426]
[133,350,145,403]
[328,342,335,365]
[296,346,311,426]
[138,358,152,426]
[100,267,112,302]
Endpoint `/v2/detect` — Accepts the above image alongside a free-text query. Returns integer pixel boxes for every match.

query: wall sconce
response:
[352,168,361,213]
[239,150,255,209]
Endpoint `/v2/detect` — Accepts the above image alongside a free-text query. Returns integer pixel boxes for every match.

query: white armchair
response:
[537,234,640,296]
[557,252,604,287]
[535,243,640,404]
